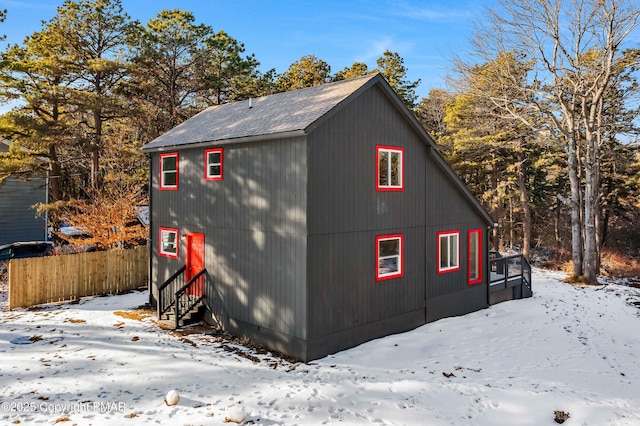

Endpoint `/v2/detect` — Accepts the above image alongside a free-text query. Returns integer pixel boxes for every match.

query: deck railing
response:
[489,253,532,298]
[157,265,186,319]
[173,268,206,329]
[156,264,229,330]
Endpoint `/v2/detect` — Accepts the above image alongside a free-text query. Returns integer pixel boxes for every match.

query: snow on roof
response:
[135,206,149,227]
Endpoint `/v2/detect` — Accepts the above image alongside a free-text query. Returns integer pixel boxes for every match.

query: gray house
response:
[142,73,502,361]
[0,140,48,245]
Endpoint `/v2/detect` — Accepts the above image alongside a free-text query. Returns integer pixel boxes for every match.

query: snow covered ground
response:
[1,268,640,425]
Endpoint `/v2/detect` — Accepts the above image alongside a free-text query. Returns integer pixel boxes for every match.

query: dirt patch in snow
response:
[172,323,300,366]
[115,304,301,367]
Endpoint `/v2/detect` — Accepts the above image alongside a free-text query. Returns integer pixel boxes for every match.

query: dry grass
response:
[600,249,640,278]
[530,247,572,271]
[532,247,640,283]
[113,306,154,321]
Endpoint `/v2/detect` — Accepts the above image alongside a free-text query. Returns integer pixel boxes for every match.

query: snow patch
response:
[1,269,640,425]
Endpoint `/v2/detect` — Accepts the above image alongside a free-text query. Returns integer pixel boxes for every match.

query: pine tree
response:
[276,55,331,91]
[375,50,420,110]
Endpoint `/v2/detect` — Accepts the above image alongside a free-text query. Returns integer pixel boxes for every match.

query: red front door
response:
[186,232,205,297]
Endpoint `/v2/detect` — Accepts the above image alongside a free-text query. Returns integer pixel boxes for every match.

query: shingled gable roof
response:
[141,73,379,153]
[141,73,494,226]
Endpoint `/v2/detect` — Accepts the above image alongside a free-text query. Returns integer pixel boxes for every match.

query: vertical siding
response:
[148,81,493,359]
[307,85,427,340]
[308,86,426,234]
[425,160,488,299]
[307,230,425,337]
[0,176,48,245]
[149,153,183,308]
[306,84,490,343]
[151,137,308,339]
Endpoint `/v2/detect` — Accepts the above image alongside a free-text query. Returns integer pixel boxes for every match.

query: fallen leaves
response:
[114,308,153,321]
[554,410,570,424]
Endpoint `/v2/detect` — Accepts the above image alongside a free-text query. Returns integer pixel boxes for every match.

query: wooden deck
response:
[488,254,532,304]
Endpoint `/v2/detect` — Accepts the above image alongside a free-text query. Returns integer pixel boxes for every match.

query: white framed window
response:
[376,234,403,280]
[438,231,460,273]
[160,152,178,190]
[204,148,223,181]
[159,227,179,258]
[376,145,404,191]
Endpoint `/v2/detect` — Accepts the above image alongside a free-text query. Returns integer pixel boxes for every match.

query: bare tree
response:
[463,0,640,281]
[417,89,451,140]
[446,52,538,260]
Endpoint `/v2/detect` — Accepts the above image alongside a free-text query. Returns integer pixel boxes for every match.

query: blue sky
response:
[1,0,490,101]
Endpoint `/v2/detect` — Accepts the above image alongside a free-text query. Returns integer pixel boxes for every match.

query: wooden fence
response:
[8,246,148,309]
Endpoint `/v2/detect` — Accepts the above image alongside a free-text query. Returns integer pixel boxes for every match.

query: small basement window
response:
[468,229,482,284]
[160,153,178,190]
[438,231,460,274]
[376,234,403,280]
[205,148,223,181]
[377,145,404,191]
[159,227,179,258]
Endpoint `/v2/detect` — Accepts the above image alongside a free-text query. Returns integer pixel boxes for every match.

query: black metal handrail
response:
[489,253,532,297]
[158,265,187,319]
[158,265,229,330]
[174,268,207,329]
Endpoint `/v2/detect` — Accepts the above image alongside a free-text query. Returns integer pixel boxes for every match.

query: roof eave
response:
[1,138,51,164]
[141,129,308,153]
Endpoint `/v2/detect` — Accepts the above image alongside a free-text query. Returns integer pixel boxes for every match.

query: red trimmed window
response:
[376,234,403,280]
[160,153,178,190]
[159,227,179,258]
[377,145,404,191]
[438,230,460,274]
[468,229,482,284]
[204,148,223,181]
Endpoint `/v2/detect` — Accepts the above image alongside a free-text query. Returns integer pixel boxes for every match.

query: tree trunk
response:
[596,203,605,273]
[490,155,500,251]
[91,150,100,190]
[554,196,561,248]
[516,153,531,261]
[47,145,62,202]
[567,134,583,277]
[91,107,102,190]
[583,128,601,283]
[509,197,514,250]
[583,164,598,282]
